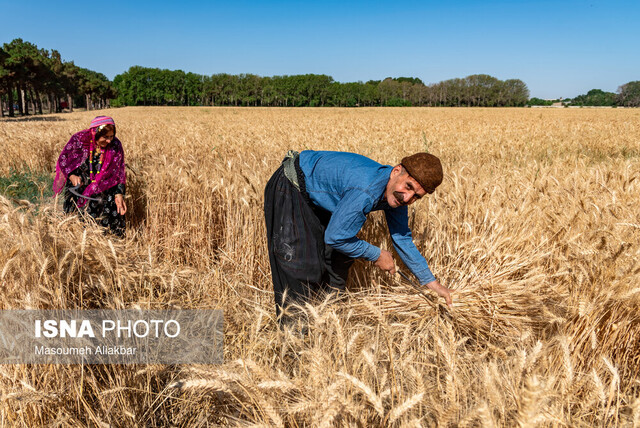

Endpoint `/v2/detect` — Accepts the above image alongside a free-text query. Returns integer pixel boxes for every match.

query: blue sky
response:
[2,0,638,98]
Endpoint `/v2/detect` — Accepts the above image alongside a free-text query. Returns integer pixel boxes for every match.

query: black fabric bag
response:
[264,163,353,318]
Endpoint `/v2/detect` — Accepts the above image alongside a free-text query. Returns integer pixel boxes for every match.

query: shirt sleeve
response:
[324,189,381,262]
[384,207,436,285]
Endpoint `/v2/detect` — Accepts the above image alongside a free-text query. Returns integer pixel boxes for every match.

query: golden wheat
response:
[0,106,638,426]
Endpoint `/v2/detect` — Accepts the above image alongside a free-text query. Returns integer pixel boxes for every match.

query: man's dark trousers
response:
[264,163,353,319]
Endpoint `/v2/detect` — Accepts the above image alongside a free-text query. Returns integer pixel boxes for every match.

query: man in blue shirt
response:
[264,150,453,321]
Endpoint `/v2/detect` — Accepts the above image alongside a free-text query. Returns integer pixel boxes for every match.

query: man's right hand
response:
[374,249,396,275]
[69,174,82,187]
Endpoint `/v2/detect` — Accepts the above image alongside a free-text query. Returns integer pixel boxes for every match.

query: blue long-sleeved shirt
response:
[298,150,437,285]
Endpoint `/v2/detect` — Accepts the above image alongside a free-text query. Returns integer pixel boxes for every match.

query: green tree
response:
[527,97,553,106]
[572,89,616,106]
[394,77,424,85]
[378,78,401,105]
[617,81,640,107]
[0,47,9,117]
[3,39,34,115]
[502,79,529,106]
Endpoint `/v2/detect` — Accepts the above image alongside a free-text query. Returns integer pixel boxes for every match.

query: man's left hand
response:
[424,280,454,308]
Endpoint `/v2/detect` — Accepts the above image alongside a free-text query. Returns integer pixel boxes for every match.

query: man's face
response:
[384,165,427,208]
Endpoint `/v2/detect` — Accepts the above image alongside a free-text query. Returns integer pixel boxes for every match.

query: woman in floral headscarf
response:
[53,116,127,237]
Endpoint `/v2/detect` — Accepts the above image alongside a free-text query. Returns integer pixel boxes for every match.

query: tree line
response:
[0,39,115,117]
[3,38,639,116]
[528,83,640,107]
[112,67,531,107]
[569,84,640,107]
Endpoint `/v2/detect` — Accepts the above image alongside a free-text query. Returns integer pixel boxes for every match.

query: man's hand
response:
[374,249,396,275]
[69,174,82,187]
[115,194,127,215]
[424,280,454,308]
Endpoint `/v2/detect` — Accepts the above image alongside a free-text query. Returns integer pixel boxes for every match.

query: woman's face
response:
[96,131,115,149]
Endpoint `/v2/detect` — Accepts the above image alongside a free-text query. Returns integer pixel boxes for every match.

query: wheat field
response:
[0,107,639,427]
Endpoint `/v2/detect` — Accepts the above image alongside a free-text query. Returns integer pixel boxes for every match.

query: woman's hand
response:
[69,174,82,187]
[115,194,127,215]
